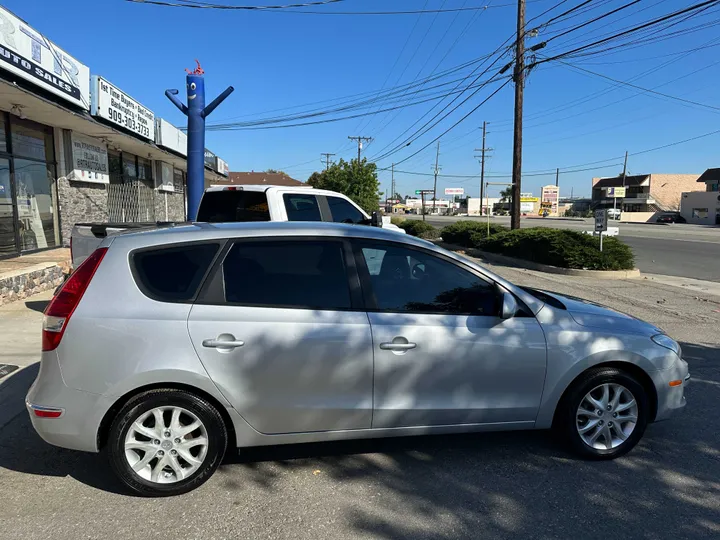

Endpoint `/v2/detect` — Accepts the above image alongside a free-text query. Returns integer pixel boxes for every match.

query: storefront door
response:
[0,113,60,258]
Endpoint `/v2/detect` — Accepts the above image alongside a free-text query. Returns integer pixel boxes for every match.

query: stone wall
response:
[0,262,71,306]
[57,176,109,246]
[153,190,186,222]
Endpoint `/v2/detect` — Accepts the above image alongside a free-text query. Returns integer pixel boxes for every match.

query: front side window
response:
[133,243,220,301]
[327,196,365,224]
[283,193,322,221]
[222,240,351,310]
[357,242,497,315]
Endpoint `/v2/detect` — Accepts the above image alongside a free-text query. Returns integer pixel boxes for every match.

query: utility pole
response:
[555,167,559,187]
[321,152,335,171]
[391,163,395,200]
[432,141,441,213]
[474,121,492,216]
[620,150,628,214]
[510,0,526,230]
[348,136,372,164]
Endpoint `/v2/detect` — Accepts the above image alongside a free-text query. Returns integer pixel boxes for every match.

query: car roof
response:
[107,221,433,250]
[206,185,314,192]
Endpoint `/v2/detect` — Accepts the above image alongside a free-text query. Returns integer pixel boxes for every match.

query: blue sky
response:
[6,0,720,198]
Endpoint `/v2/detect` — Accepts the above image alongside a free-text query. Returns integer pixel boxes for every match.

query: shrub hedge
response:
[441,220,508,246]
[475,227,635,270]
[398,219,439,239]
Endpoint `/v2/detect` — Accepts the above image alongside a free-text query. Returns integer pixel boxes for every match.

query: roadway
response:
[406,215,720,282]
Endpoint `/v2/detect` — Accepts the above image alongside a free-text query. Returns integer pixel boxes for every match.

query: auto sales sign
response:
[0,7,90,109]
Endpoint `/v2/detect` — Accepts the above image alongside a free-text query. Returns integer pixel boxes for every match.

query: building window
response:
[692,208,708,219]
[173,168,185,193]
[0,113,59,257]
[137,156,153,187]
[122,152,138,184]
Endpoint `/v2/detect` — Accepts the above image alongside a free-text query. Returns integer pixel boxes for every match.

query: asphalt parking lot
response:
[1,266,719,539]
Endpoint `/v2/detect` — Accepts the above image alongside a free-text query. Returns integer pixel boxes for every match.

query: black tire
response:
[107,389,228,497]
[555,368,649,460]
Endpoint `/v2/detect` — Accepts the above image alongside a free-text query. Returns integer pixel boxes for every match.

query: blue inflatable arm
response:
[165,89,188,115]
[202,86,234,118]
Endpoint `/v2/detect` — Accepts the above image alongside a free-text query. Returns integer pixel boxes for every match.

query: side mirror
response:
[371,211,383,227]
[500,291,518,319]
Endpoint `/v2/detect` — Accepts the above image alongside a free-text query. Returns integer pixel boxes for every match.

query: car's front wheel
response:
[107,389,227,496]
[556,368,649,459]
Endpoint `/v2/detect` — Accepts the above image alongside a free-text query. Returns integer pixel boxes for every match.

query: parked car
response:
[607,208,622,220]
[70,185,403,267]
[28,222,689,496]
[656,213,686,224]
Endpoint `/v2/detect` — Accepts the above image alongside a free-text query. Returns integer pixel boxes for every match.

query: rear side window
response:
[222,240,351,310]
[327,196,366,224]
[283,193,322,221]
[196,190,270,222]
[133,243,220,301]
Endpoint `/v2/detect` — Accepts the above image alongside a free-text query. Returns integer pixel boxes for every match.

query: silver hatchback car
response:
[27,222,689,496]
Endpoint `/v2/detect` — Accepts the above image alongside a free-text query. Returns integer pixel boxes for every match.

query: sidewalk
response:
[0,248,70,306]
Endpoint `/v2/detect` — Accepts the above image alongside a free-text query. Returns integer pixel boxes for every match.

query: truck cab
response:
[198,185,404,232]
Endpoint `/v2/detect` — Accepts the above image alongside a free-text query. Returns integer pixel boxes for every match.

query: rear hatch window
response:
[132,243,221,302]
[197,190,270,222]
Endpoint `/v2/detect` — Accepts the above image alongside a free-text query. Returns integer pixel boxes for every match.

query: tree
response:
[499,186,513,203]
[307,158,381,214]
[266,169,286,175]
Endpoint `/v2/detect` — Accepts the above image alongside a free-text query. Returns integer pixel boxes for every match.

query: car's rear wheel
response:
[107,389,227,496]
[556,368,649,459]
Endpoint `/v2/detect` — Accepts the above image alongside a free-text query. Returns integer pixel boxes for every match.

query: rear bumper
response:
[26,352,103,453]
[652,358,689,422]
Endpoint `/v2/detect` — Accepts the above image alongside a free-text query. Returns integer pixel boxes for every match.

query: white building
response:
[680,168,720,225]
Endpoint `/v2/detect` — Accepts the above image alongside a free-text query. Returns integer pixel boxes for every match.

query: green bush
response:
[475,227,635,270]
[390,216,406,226]
[398,220,439,239]
[441,220,508,247]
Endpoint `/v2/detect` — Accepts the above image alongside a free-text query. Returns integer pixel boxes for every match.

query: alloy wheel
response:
[576,383,639,451]
[124,406,209,483]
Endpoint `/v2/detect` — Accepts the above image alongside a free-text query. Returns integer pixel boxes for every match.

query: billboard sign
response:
[155,118,187,156]
[215,156,229,177]
[606,187,626,198]
[0,7,90,109]
[92,76,155,140]
[444,187,464,195]
[204,149,217,170]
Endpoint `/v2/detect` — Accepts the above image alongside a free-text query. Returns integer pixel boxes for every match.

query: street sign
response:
[595,209,608,232]
[415,190,434,195]
[444,187,464,195]
[606,187,626,198]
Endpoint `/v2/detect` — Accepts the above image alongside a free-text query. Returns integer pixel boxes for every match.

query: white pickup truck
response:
[70,185,403,267]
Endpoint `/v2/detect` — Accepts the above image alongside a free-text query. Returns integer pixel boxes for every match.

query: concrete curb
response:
[436,242,641,279]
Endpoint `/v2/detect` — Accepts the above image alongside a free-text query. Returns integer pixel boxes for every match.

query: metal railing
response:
[107,182,156,223]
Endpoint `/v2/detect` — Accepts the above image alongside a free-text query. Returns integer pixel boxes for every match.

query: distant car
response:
[607,209,622,220]
[28,222,689,496]
[656,214,686,224]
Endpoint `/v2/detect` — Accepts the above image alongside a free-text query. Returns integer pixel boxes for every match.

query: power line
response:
[129,0,525,14]
[556,59,720,113]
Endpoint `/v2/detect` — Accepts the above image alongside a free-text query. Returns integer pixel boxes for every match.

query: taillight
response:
[42,247,107,351]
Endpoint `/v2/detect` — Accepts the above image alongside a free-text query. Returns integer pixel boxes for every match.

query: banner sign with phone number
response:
[91,76,155,140]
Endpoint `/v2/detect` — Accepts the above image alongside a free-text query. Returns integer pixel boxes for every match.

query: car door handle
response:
[379,342,417,351]
[202,338,245,349]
